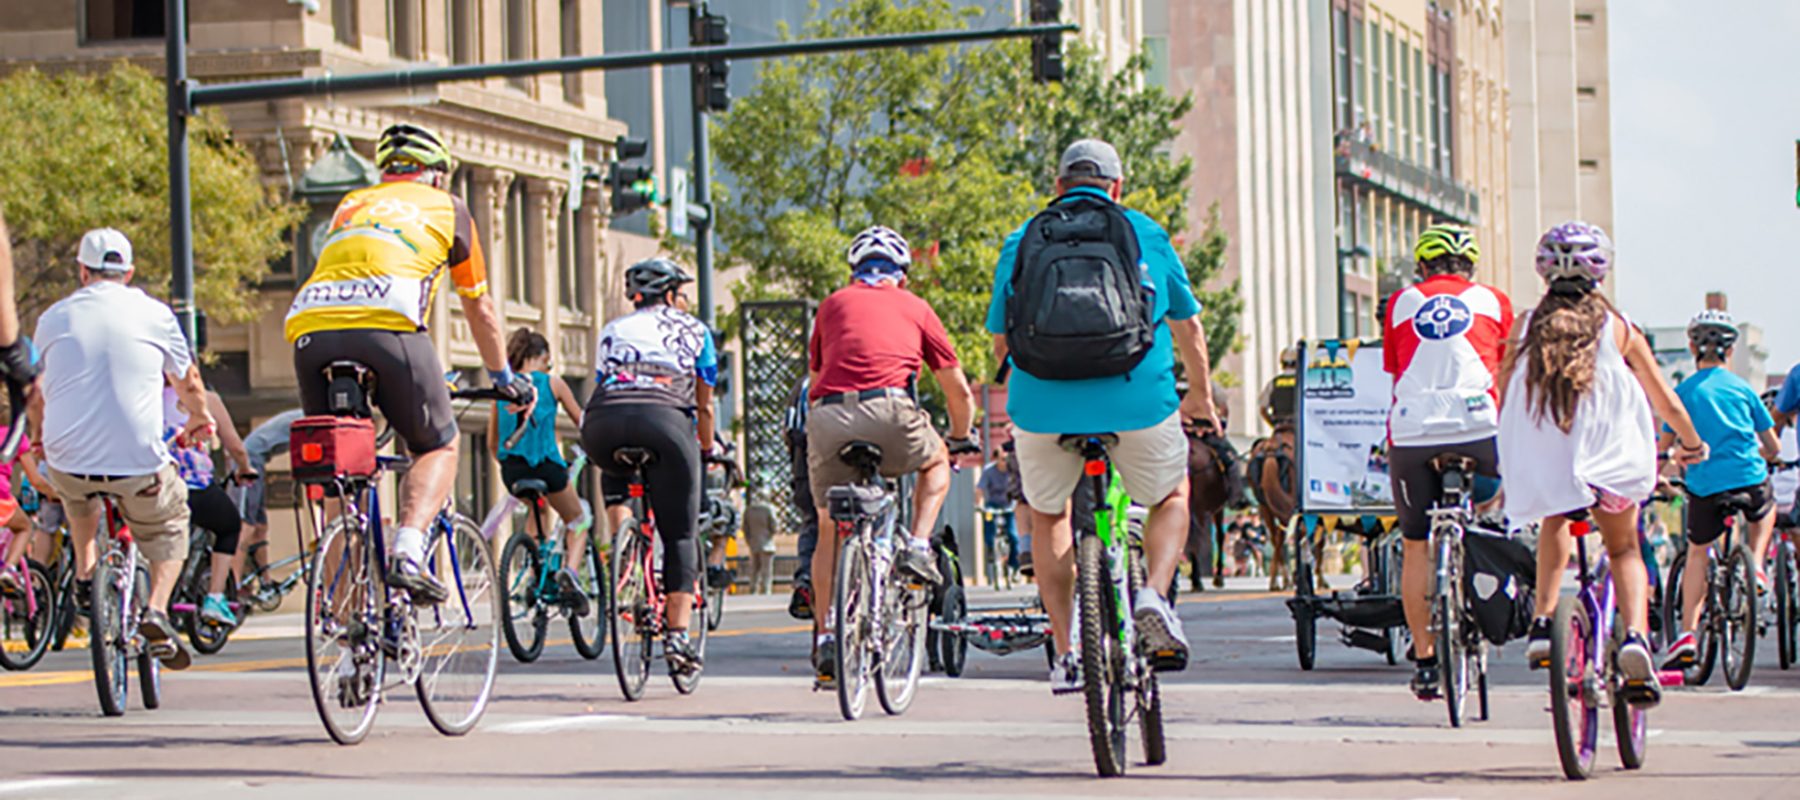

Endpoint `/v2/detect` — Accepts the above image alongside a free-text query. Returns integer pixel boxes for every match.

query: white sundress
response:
[1498,310,1657,522]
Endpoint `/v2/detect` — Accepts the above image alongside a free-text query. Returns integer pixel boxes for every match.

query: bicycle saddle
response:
[323,360,375,418]
[509,479,549,501]
[1428,454,1478,475]
[614,447,657,469]
[837,441,883,472]
[1056,433,1119,457]
[1711,488,1763,515]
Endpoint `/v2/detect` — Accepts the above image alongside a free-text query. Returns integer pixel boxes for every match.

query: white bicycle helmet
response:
[1687,308,1739,350]
[845,225,912,269]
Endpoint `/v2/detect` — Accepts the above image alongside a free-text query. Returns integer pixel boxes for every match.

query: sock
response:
[907,537,932,552]
[392,526,427,564]
[816,631,833,647]
[206,592,225,603]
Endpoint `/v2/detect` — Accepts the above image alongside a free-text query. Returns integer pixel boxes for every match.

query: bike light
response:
[307,484,325,501]
[301,443,324,462]
[1084,460,1106,476]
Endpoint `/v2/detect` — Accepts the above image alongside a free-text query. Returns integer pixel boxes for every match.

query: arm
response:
[551,374,583,428]
[934,365,975,441]
[0,212,17,346]
[205,391,249,475]
[486,401,500,459]
[171,365,215,442]
[695,383,717,452]
[458,294,509,376]
[1169,316,1221,431]
[1759,428,1781,463]
[1621,321,1703,462]
[990,334,1009,381]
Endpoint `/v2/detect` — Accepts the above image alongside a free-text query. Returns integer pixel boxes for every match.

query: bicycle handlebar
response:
[0,379,25,464]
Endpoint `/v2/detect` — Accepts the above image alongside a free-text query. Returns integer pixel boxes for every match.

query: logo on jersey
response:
[1412,295,1473,340]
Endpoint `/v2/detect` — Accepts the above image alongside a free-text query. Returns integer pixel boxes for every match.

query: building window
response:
[1384,30,1398,151]
[505,182,532,304]
[388,0,420,59]
[1397,42,1411,163]
[456,427,491,518]
[334,0,359,46]
[449,0,476,64]
[84,0,166,41]
[1366,21,1381,141]
[1332,8,1352,130]
[503,0,535,93]
[1352,17,1367,129]
[1438,68,1454,177]
[561,0,584,104]
[1412,49,1426,164]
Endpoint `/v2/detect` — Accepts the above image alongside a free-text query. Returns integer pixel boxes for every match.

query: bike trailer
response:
[1463,526,1536,646]
[289,416,377,482]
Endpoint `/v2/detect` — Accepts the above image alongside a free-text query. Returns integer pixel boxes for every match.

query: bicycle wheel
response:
[1127,542,1167,766]
[1778,543,1798,670]
[50,551,77,652]
[415,514,500,736]
[1720,543,1756,692]
[0,560,53,670]
[706,564,727,634]
[1077,533,1128,777]
[833,533,873,721]
[1549,596,1598,780]
[1438,590,1467,728]
[937,582,968,678]
[674,570,710,695]
[132,560,160,710]
[304,514,383,745]
[570,532,608,660]
[88,547,130,717]
[183,551,235,656]
[498,531,546,663]
[1668,552,1718,686]
[1611,623,1649,770]
[609,522,653,701]
[876,582,928,716]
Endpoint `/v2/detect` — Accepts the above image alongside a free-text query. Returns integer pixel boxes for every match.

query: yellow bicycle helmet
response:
[375,123,453,173]
[1413,223,1480,265]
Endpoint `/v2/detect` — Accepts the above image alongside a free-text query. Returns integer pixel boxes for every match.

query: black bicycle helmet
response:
[624,257,693,302]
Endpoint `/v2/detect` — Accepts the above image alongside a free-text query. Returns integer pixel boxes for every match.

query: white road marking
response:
[487,714,644,734]
[0,779,97,796]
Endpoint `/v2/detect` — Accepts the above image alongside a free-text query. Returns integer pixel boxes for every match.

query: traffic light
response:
[607,136,655,217]
[691,5,731,112]
[1030,0,1064,83]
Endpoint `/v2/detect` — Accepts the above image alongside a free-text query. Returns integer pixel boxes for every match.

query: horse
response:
[1249,423,1324,591]
[1184,418,1242,592]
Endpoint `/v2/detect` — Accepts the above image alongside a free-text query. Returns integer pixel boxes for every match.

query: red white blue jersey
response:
[1383,274,1514,447]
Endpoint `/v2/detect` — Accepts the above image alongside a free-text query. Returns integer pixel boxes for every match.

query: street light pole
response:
[166,0,196,347]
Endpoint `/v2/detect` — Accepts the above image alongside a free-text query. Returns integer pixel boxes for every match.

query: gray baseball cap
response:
[1058,138,1123,180]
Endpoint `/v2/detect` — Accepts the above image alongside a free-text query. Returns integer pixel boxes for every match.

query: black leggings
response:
[188,483,242,556]
[583,402,700,594]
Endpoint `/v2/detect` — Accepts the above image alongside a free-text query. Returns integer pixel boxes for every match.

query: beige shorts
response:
[1013,413,1189,514]
[45,464,192,563]
[806,394,942,502]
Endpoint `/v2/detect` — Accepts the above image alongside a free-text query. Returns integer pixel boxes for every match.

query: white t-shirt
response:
[37,282,193,475]
[1774,426,1799,512]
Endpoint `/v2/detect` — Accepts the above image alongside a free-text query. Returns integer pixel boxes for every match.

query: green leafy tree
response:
[712,0,1242,388]
[0,64,302,326]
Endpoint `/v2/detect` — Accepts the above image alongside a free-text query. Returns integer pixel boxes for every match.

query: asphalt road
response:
[3,576,1798,799]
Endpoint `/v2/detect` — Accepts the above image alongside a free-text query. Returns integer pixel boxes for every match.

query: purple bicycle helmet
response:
[1535,221,1613,287]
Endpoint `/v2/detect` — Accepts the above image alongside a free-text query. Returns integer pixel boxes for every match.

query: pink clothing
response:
[0,425,29,502]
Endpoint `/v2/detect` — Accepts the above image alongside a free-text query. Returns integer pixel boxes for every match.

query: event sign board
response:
[1295,339,1394,513]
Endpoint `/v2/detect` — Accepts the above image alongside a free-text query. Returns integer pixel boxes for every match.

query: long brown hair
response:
[506,327,550,372]
[1500,287,1618,434]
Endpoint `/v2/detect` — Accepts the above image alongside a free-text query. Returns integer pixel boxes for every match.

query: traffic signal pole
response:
[167,10,1074,335]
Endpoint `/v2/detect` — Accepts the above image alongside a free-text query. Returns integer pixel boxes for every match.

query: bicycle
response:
[1546,513,1674,780]
[1662,479,1758,690]
[0,526,54,671]
[980,505,1018,590]
[1063,434,1166,777]
[229,489,318,621]
[88,497,163,716]
[697,452,742,633]
[608,446,710,700]
[1775,508,1799,670]
[294,361,503,745]
[1423,454,1489,728]
[497,448,608,663]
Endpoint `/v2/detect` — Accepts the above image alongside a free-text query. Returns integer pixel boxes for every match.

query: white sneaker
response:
[1133,586,1189,671]
[1049,651,1081,695]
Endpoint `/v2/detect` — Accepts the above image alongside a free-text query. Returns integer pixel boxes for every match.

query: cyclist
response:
[977,453,1020,573]
[1763,390,1799,527]
[805,225,977,684]
[784,375,818,620]
[583,258,718,676]
[284,123,532,604]
[163,384,252,628]
[1381,223,1512,701]
[30,227,214,670]
[228,408,303,586]
[988,140,1218,692]
[0,421,36,597]
[489,327,592,614]
[1498,221,1706,708]
[1658,309,1779,669]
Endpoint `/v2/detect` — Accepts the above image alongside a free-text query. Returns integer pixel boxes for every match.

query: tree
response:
[0,64,301,326]
[712,0,1242,386]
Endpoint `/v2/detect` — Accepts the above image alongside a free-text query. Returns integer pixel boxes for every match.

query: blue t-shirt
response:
[985,187,1201,434]
[1669,367,1774,497]
[1775,362,1800,417]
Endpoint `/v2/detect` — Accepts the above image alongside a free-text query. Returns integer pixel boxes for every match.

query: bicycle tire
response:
[1668,553,1718,686]
[673,572,709,695]
[0,560,54,670]
[416,514,501,736]
[706,577,727,634]
[1078,533,1128,777]
[498,531,546,663]
[1611,624,1649,770]
[304,514,383,745]
[1476,655,1490,722]
[50,550,77,652]
[1778,544,1797,670]
[1127,538,1166,767]
[183,549,236,656]
[1439,590,1466,729]
[131,560,160,710]
[570,532,608,660]
[876,581,928,716]
[937,582,968,678]
[90,549,129,717]
[1549,596,1598,780]
[1720,543,1756,692]
[834,532,873,721]
[1293,603,1316,671]
[1383,536,1408,666]
[609,522,653,701]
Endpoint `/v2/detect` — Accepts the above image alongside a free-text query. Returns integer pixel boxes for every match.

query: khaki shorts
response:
[1013,412,1188,514]
[45,464,192,563]
[806,394,942,502]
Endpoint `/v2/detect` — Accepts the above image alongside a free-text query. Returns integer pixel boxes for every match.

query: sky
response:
[1611,0,1800,380]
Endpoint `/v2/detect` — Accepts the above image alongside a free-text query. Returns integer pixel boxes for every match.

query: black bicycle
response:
[1663,480,1758,691]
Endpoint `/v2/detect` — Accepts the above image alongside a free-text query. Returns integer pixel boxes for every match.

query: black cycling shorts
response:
[1390,438,1500,542]
[293,329,457,455]
[500,456,569,497]
[1687,479,1773,547]
[187,482,242,556]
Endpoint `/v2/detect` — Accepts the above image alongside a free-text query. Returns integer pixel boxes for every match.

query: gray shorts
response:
[230,479,268,525]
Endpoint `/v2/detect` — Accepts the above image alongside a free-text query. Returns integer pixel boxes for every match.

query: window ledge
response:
[559,308,593,326]
[505,301,543,322]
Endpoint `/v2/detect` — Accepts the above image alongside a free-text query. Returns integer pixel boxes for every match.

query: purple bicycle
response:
[1546,521,1681,780]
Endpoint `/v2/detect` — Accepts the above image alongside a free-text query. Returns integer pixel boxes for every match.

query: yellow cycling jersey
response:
[284,180,488,342]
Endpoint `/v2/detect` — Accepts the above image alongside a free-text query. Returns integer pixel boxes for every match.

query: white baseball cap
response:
[77,227,133,272]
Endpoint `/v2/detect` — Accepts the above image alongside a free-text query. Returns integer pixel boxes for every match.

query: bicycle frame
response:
[1086,465,1139,658]
[0,528,41,620]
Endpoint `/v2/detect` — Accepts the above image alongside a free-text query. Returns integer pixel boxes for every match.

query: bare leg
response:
[1534,516,1573,618]
[1594,504,1649,635]
[910,449,950,542]
[1402,537,1434,658]
[547,486,587,570]
[809,505,837,636]
[666,591,694,629]
[1032,504,1075,655]
[66,505,100,579]
[1680,542,1708,633]
[397,443,459,533]
[148,558,182,614]
[232,523,267,585]
[1746,512,1776,577]
[207,550,235,596]
[1142,480,1190,596]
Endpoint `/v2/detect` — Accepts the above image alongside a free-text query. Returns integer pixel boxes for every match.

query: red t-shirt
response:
[809,282,959,400]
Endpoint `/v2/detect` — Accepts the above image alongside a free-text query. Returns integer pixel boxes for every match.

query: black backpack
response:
[1005,193,1155,381]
